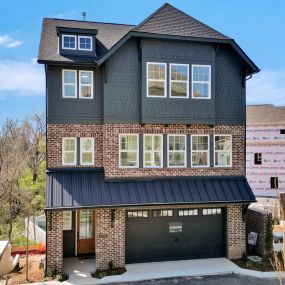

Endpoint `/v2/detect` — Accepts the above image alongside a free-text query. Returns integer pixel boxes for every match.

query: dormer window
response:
[62,35,77,50]
[79,36,92,51]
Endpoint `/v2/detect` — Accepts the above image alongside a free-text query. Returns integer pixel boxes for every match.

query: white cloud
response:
[0,34,23,48]
[247,69,285,106]
[0,60,44,97]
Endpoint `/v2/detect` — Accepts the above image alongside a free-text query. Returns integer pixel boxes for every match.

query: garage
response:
[126,208,225,264]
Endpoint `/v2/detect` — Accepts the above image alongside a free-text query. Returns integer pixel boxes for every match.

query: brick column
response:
[46,211,63,273]
[95,208,125,270]
[227,205,246,259]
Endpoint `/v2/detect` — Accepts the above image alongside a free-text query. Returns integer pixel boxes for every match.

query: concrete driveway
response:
[116,274,282,285]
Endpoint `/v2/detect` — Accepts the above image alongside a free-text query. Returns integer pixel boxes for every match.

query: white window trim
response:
[62,69,77,98]
[63,211,72,231]
[146,62,167,98]
[80,137,94,166]
[79,70,94,99]
[191,64,211,99]
[62,137,77,166]
[169,63,189,99]
[214,134,232,168]
[167,134,187,168]
[78,36,93,51]
[191,134,210,168]
[62,34,77,50]
[119,134,139,168]
[143,134,163,168]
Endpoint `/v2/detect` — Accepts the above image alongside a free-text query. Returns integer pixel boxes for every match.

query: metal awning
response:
[46,169,256,209]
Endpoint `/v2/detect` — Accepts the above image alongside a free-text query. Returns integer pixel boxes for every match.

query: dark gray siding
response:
[141,39,215,124]
[215,46,245,125]
[47,65,103,124]
[104,39,141,123]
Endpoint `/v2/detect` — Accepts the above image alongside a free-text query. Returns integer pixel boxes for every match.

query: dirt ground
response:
[0,254,45,285]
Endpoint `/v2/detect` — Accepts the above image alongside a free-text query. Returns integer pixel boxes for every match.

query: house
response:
[246,105,285,215]
[38,3,259,273]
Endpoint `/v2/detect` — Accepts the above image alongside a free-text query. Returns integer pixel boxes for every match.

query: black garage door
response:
[126,208,225,264]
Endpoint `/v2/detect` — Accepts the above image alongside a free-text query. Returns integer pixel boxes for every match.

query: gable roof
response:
[247,105,285,126]
[38,3,259,73]
[134,3,229,40]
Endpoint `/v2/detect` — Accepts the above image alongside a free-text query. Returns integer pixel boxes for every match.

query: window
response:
[63,211,72,230]
[168,135,186,167]
[80,138,94,165]
[153,210,173,217]
[62,34,77,50]
[79,210,93,239]
[170,64,189,98]
[192,65,211,99]
[214,135,232,167]
[169,222,182,233]
[62,70,77,98]
[202,208,222,215]
[191,135,209,167]
[271,177,279,189]
[280,129,285,134]
[62,138,77,165]
[178,209,198,216]
[147,62,166,97]
[119,134,139,168]
[144,134,163,167]
[79,36,92,51]
[79,71,93,98]
[127,211,148,219]
[254,153,262,165]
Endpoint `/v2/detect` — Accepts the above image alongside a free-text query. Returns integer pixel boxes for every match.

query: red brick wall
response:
[95,208,125,270]
[47,124,103,168]
[227,205,246,259]
[46,211,63,273]
[47,123,245,178]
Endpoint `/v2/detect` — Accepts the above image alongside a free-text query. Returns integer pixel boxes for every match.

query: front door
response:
[77,209,95,255]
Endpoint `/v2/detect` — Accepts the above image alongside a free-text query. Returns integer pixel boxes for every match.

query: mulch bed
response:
[91,267,127,279]
[232,258,275,272]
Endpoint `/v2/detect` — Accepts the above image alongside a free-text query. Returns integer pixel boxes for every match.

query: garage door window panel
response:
[153,210,173,217]
[127,211,148,219]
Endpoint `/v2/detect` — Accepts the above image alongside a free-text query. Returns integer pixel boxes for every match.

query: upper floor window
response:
[62,70,77,98]
[170,64,189,98]
[147,62,166,97]
[214,135,232,167]
[254,153,262,165]
[144,134,163,168]
[168,135,186,167]
[62,34,77,50]
[79,36,92,51]
[192,65,211,99]
[62,138,77,166]
[80,138,94,165]
[119,134,139,168]
[191,135,209,167]
[79,71,93,98]
[271,177,278,189]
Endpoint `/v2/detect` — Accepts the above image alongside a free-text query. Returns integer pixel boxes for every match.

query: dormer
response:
[57,27,98,57]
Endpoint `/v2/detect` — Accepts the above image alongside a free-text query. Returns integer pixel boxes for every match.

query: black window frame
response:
[270,177,279,189]
[254,153,262,165]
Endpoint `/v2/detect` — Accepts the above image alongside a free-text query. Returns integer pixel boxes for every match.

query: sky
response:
[0,0,285,123]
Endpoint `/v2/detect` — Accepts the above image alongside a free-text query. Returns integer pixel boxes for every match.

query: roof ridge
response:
[43,17,135,27]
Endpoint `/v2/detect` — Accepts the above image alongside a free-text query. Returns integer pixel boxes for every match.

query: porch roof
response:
[46,169,256,209]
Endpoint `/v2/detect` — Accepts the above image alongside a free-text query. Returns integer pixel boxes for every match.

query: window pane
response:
[64,139,76,151]
[171,82,187,97]
[192,152,208,166]
[82,138,93,151]
[64,85,76,97]
[79,210,93,239]
[145,136,152,150]
[169,152,185,166]
[80,37,92,50]
[148,81,165,96]
[192,136,208,151]
[64,71,76,83]
[148,63,165,80]
[80,86,91,97]
[193,82,209,98]
[63,36,76,49]
[154,136,162,150]
[64,152,75,164]
[82,152,92,164]
[63,211,72,230]
[121,135,137,151]
[80,72,92,84]
[215,136,231,150]
[169,136,185,151]
[120,152,137,167]
[171,65,188,81]
[215,152,231,166]
[193,66,210,81]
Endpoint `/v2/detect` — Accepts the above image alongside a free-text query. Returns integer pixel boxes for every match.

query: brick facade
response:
[46,211,63,273]
[95,209,125,270]
[227,205,246,259]
[47,123,245,178]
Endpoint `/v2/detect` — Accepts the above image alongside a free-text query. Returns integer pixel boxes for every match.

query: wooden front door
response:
[77,209,95,255]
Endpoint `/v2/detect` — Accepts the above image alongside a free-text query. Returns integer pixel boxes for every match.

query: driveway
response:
[116,274,281,285]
